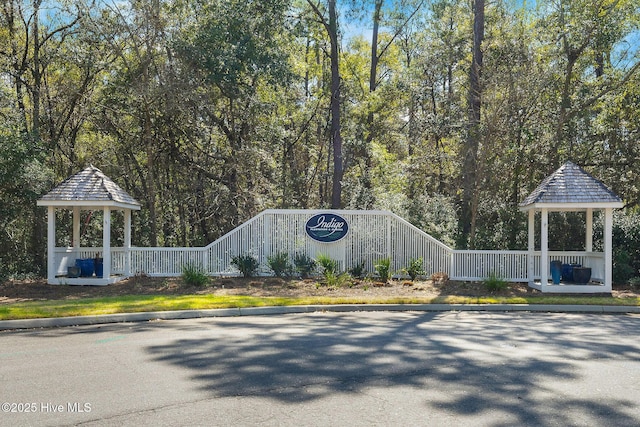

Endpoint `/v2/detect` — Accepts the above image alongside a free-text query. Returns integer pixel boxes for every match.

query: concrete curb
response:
[1,304,640,331]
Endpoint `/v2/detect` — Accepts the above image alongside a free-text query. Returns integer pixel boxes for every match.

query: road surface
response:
[1,311,639,426]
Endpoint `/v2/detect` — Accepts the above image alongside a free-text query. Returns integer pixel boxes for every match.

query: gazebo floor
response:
[529,281,609,294]
[51,275,127,286]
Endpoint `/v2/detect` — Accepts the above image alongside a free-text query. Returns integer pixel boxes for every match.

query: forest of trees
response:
[2,0,640,282]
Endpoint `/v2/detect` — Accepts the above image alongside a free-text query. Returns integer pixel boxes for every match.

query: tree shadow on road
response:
[143,311,640,425]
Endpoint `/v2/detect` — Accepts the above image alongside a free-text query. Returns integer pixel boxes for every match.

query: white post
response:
[540,209,549,288]
[604,208,613,292]
[124,209,132,277]
[103,206,111,280]
[73,206,81,255]
[386,215,393,276]
[528,209,535,286]
[586,208,593,252]
[386,215,392,259]
[263,212,271,264]
[47,206,56,284]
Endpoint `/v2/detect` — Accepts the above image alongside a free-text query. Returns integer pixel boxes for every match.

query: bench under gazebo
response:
[519,161,624,293]
[37,166,140,285]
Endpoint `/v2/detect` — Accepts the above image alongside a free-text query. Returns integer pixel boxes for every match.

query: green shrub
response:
[614,250,636,284]
[348,261,366,278]
[316,253,339,276]
[629,276,640,290]
[231,254,260,278]
[181,262,209,286]
[406,257,424,281]
[310,253,351,287]
[483,272,508,292]
[600,210,640,284]
[324,271,353,288]
[374,258,392,282]
[293,253,316,278]
[267,251,292,277]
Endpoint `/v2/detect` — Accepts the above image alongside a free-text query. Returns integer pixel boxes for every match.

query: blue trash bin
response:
[550,260,562,284]
[94,258,103,278]
[562,263,581,282]
[75,258,95,277]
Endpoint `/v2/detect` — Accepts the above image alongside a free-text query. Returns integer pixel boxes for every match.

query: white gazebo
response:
[519,161,624,293]
[37,166,141,285]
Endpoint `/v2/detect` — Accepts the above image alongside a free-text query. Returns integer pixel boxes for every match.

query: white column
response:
[385,215,392,277]
[47,206,56,284]
[73,206,81,257]
[386,215,392,259]
[124,209,132,277]
[585,208,593,252]
[540,209,549,287]
[604,208,613,292]
[528,209,535,286]
[263,213,271,262]
[103,207,111,280]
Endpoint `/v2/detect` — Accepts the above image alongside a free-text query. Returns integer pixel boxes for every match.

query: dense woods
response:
[2,0,640,281]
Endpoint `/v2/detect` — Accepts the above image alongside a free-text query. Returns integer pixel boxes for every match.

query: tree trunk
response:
[369,1,382,96]
[306,0,344,208]
[460,0,484,248]
[31,0,42,144]
[328,0,343,208]
[143,72,158,246]
[359,0,384,208]
[30,0,46,272]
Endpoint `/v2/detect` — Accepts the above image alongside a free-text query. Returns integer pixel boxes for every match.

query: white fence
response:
[451,250,528,282]
[53,209,605,283]
[450,250,604,282]
[200,210,452,277]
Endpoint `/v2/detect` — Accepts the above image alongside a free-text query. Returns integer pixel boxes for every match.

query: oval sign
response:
[305,213,349,243]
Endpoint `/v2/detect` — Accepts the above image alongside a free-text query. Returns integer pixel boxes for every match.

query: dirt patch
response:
[1,276,638,304]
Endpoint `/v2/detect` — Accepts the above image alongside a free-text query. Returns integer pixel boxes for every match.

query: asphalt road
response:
[1,311,639,426]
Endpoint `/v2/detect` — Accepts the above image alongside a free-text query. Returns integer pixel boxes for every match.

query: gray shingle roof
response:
[519,161,622,207]
[38,166,140,208]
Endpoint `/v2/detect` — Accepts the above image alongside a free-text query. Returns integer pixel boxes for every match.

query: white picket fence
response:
[54,209,605,283]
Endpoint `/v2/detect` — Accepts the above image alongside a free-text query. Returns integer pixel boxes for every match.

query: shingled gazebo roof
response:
[37,165,140,210]
[519,161,623,211]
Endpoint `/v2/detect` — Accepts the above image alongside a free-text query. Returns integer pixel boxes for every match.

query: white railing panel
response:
[451,251,528,282]
[111,248,125,275]
[390,219,451,276]
[130,247,204,276]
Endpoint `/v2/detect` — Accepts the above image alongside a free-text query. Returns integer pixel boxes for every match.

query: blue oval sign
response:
[305,213,349,243]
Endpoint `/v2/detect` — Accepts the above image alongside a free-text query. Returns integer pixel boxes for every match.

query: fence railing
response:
[451,250,529,282]
[52,210,605,283]
[449,250,605,282]
[199,209,453,277]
